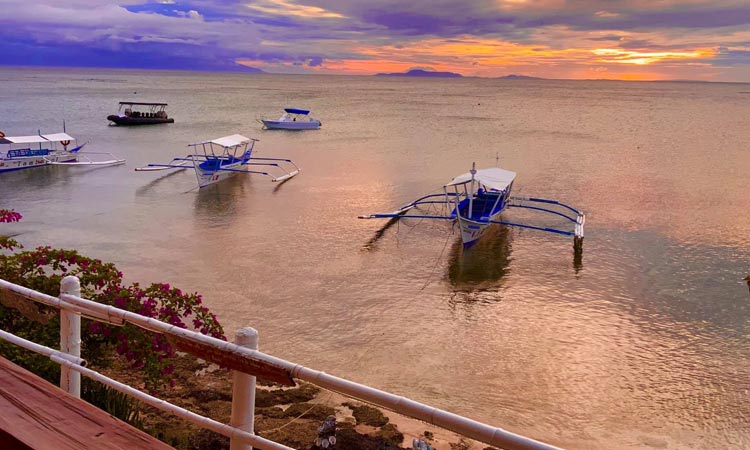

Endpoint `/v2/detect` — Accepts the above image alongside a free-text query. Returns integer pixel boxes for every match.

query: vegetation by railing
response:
[0,276,562,450]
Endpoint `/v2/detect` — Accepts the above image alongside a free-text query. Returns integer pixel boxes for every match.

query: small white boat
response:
[0,131,125,173]
[135,134,300,188]
[260,108,321,130]
[360,163,585,248]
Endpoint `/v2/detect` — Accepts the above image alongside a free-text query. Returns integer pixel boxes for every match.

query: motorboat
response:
[107,102,174,125]
[260,108,321,130]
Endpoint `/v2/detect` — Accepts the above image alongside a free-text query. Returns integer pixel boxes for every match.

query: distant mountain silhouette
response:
[497,74,543,80]
[375,69,463,78]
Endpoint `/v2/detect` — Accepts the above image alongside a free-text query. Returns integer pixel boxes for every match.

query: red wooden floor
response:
[0,356,173,450]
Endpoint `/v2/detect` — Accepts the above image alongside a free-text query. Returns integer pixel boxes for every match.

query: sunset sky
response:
[3,0,749,81]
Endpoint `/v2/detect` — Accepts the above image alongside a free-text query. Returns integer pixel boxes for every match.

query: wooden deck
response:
[0,356,174,450]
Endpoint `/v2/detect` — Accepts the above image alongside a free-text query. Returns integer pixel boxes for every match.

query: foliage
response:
[0,209,22,223]
[82,378,143,428]
[0,211,226,391]
[0,209,22,251]
[344,402,389,427]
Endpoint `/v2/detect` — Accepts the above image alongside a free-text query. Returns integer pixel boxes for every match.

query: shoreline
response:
[106,351,497,449]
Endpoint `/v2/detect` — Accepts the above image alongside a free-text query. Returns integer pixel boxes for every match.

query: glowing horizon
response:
[1,1,749,82]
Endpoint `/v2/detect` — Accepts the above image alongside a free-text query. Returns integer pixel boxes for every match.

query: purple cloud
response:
[0,0,748,80]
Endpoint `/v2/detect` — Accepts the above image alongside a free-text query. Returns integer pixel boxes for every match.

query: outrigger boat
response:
[107,102,174,126]
[359,163,585,248]
[0,131,125,173]
[135,134,300,188]
[260,108,321,130]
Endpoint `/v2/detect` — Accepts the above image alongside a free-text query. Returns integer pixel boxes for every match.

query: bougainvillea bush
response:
[0,209,22,223]
[0,209,225,390]
[0,209,22,251]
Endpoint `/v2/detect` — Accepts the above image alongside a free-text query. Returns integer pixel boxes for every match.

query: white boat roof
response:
[446,167,517,191]
[2,135,48,144]
[193,134,252,148]
[1,133,75,144]
[41,133,76,143]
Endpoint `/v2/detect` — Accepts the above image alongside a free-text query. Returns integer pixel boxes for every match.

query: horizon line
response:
[1,63,748,85]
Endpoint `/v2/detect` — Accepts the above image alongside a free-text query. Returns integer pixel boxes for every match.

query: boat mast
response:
[468,162,476,219]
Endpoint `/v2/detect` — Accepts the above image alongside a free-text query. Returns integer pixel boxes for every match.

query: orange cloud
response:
[242,33,724,81]
[592,48,717,65]
[245,0,344,18]
[350,37,593,72]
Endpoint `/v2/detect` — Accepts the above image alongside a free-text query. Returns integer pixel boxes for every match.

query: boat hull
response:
[107,115,174,126]
[262,120,320,130]
[458,217,492,246]
[0,154,77,173]
[195,161,242,188]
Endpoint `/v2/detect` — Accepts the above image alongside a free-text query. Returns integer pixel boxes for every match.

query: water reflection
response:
[192,176,249,227]
[447,224,512,293]
[135,167,190,196]
[272,176,294,194]
[0,165,80,193]
[573,238,584,273]
[362,215,401,251]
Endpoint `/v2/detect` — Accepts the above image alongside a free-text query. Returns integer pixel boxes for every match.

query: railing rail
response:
[0,276,562,450]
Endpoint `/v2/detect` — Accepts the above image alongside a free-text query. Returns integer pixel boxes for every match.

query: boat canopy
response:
[446,167,517,191]
[192,134,252,148]
[284,108,310,115]
[119,102,168,106]
[0,133,75,144]
[41,133,76,143]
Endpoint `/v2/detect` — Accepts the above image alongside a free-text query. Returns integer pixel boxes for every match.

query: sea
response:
[1,67,749,449]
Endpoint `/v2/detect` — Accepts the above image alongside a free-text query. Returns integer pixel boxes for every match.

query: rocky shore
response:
[104,352,498,450]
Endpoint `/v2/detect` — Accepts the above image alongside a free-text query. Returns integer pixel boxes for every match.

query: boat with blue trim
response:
[359,163,585,249]
[135,134,299,188]
[0,131,125,173]
[260,108,321,130]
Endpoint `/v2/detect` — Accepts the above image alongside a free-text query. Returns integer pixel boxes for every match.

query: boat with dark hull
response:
[107,102,174,126]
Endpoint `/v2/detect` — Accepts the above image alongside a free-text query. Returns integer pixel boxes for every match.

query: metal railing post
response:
[231,327,258,450]
[59,275,81,397]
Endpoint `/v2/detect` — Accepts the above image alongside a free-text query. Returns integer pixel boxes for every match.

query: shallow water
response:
[1,67,750,449]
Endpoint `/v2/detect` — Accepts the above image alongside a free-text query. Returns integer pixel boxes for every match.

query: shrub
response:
[0,210,225,391]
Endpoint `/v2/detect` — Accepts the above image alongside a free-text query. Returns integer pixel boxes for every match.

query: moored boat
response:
[359,163,585,249]
[260,108,321,130]
[135,134,300,188]
[0,131,125,173]
[107,102,174,126]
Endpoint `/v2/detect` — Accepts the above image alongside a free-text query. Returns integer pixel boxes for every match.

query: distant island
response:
[375,69,463,78]
[373,70,548,80]
[497,74,543,80]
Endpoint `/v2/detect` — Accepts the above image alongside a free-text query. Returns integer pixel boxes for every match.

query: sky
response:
[1,0,749,81]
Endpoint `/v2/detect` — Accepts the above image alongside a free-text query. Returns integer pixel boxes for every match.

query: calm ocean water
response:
[1,67,749,449]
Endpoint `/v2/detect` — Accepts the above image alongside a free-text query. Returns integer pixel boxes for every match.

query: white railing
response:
[0,276,563,450]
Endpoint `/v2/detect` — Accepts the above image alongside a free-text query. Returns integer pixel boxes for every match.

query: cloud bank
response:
[1,0,748,80]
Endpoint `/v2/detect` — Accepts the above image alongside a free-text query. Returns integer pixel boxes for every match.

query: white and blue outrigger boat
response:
[359,163,585,248]
[135,134,299,188]
[0,131,125,173]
